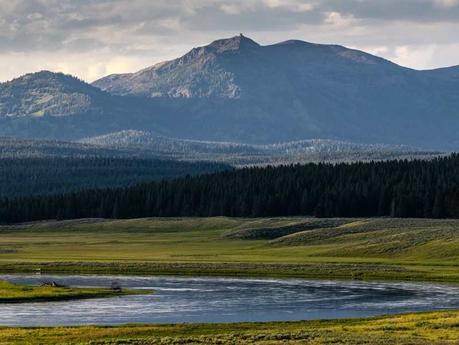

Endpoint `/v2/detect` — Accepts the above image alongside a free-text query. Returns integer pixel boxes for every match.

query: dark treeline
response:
[0,157,229,198]
[2,155,459,223]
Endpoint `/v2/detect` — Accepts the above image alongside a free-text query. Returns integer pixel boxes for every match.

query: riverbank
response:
[0,261,458,284]
[0,280,149,303]
[0,310,458,344]
[0,217,458,283]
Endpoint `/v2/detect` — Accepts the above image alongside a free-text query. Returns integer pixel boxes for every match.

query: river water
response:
[0,274,458,326]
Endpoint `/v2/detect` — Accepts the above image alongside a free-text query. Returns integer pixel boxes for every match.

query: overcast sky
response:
[1,0,459,82]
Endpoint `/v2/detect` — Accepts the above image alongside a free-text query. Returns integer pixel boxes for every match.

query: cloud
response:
[324,11,358,27]
[0,51,154,83]
[319,0,459,23]
[262,0,315,12]
[433,0,459,8]
[0,0,458,82]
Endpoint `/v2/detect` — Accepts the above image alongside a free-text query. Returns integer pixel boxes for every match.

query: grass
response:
[0,279,148,303]
[0,310,458,344]
[0,217,458,282]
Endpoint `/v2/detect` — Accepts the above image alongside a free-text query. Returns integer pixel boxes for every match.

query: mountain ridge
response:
[79,129,441,166]
[92,35,402,99]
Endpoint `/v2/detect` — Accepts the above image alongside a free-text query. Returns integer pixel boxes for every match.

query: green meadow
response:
[0,217,458,282]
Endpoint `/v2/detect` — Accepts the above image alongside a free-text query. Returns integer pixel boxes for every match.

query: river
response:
[0,274,458,326]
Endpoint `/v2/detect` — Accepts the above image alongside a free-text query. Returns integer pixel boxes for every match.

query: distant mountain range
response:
[79,130,441,166]
[0,137,131,159]
[1,35,458,150]
[0,133,440,166]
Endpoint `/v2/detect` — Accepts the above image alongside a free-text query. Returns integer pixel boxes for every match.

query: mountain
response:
[0,71,168,140]
[0,71,105,117]
[93,35,260,98]
[1,35,459,149]
[92,35,459,149]
[93,35,397,100]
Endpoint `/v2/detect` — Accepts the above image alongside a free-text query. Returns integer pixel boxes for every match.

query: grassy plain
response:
[0,310,458,344]
[0,217,458,282]
[0,279,146,303]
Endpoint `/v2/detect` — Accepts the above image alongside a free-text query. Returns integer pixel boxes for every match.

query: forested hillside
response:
[2,155,459,223]
[0,157,229,198]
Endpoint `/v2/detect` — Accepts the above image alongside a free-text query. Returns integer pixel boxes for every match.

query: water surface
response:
[0,274,458,326]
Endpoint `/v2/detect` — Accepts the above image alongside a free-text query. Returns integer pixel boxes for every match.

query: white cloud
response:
[324,11,357,27]
[219,3,246,14]
[392,45,437,69]
[263,0,315,12]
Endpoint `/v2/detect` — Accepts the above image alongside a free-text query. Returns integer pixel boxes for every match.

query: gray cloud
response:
[179,2,324,32]
[320,0,459,22]
[0,0,458,81]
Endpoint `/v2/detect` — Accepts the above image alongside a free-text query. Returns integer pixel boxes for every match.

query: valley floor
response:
[0,217,458,344]
[0,217,458,282]
[0,310,458,344]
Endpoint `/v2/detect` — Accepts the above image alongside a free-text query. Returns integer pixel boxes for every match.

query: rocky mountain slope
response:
[93,35,260,98]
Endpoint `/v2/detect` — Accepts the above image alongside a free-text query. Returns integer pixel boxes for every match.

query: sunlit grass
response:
[0,310,458,344]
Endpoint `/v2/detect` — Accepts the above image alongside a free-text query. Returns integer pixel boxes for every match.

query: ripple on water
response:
[0,274,458,326]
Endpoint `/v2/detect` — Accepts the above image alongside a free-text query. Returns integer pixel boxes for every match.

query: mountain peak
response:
[7,70,63,84]
[24,70,56,78]
[6,70,86,88]
[207,34,260,53]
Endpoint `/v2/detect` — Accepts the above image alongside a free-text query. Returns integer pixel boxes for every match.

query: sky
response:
[1,0,459,82]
